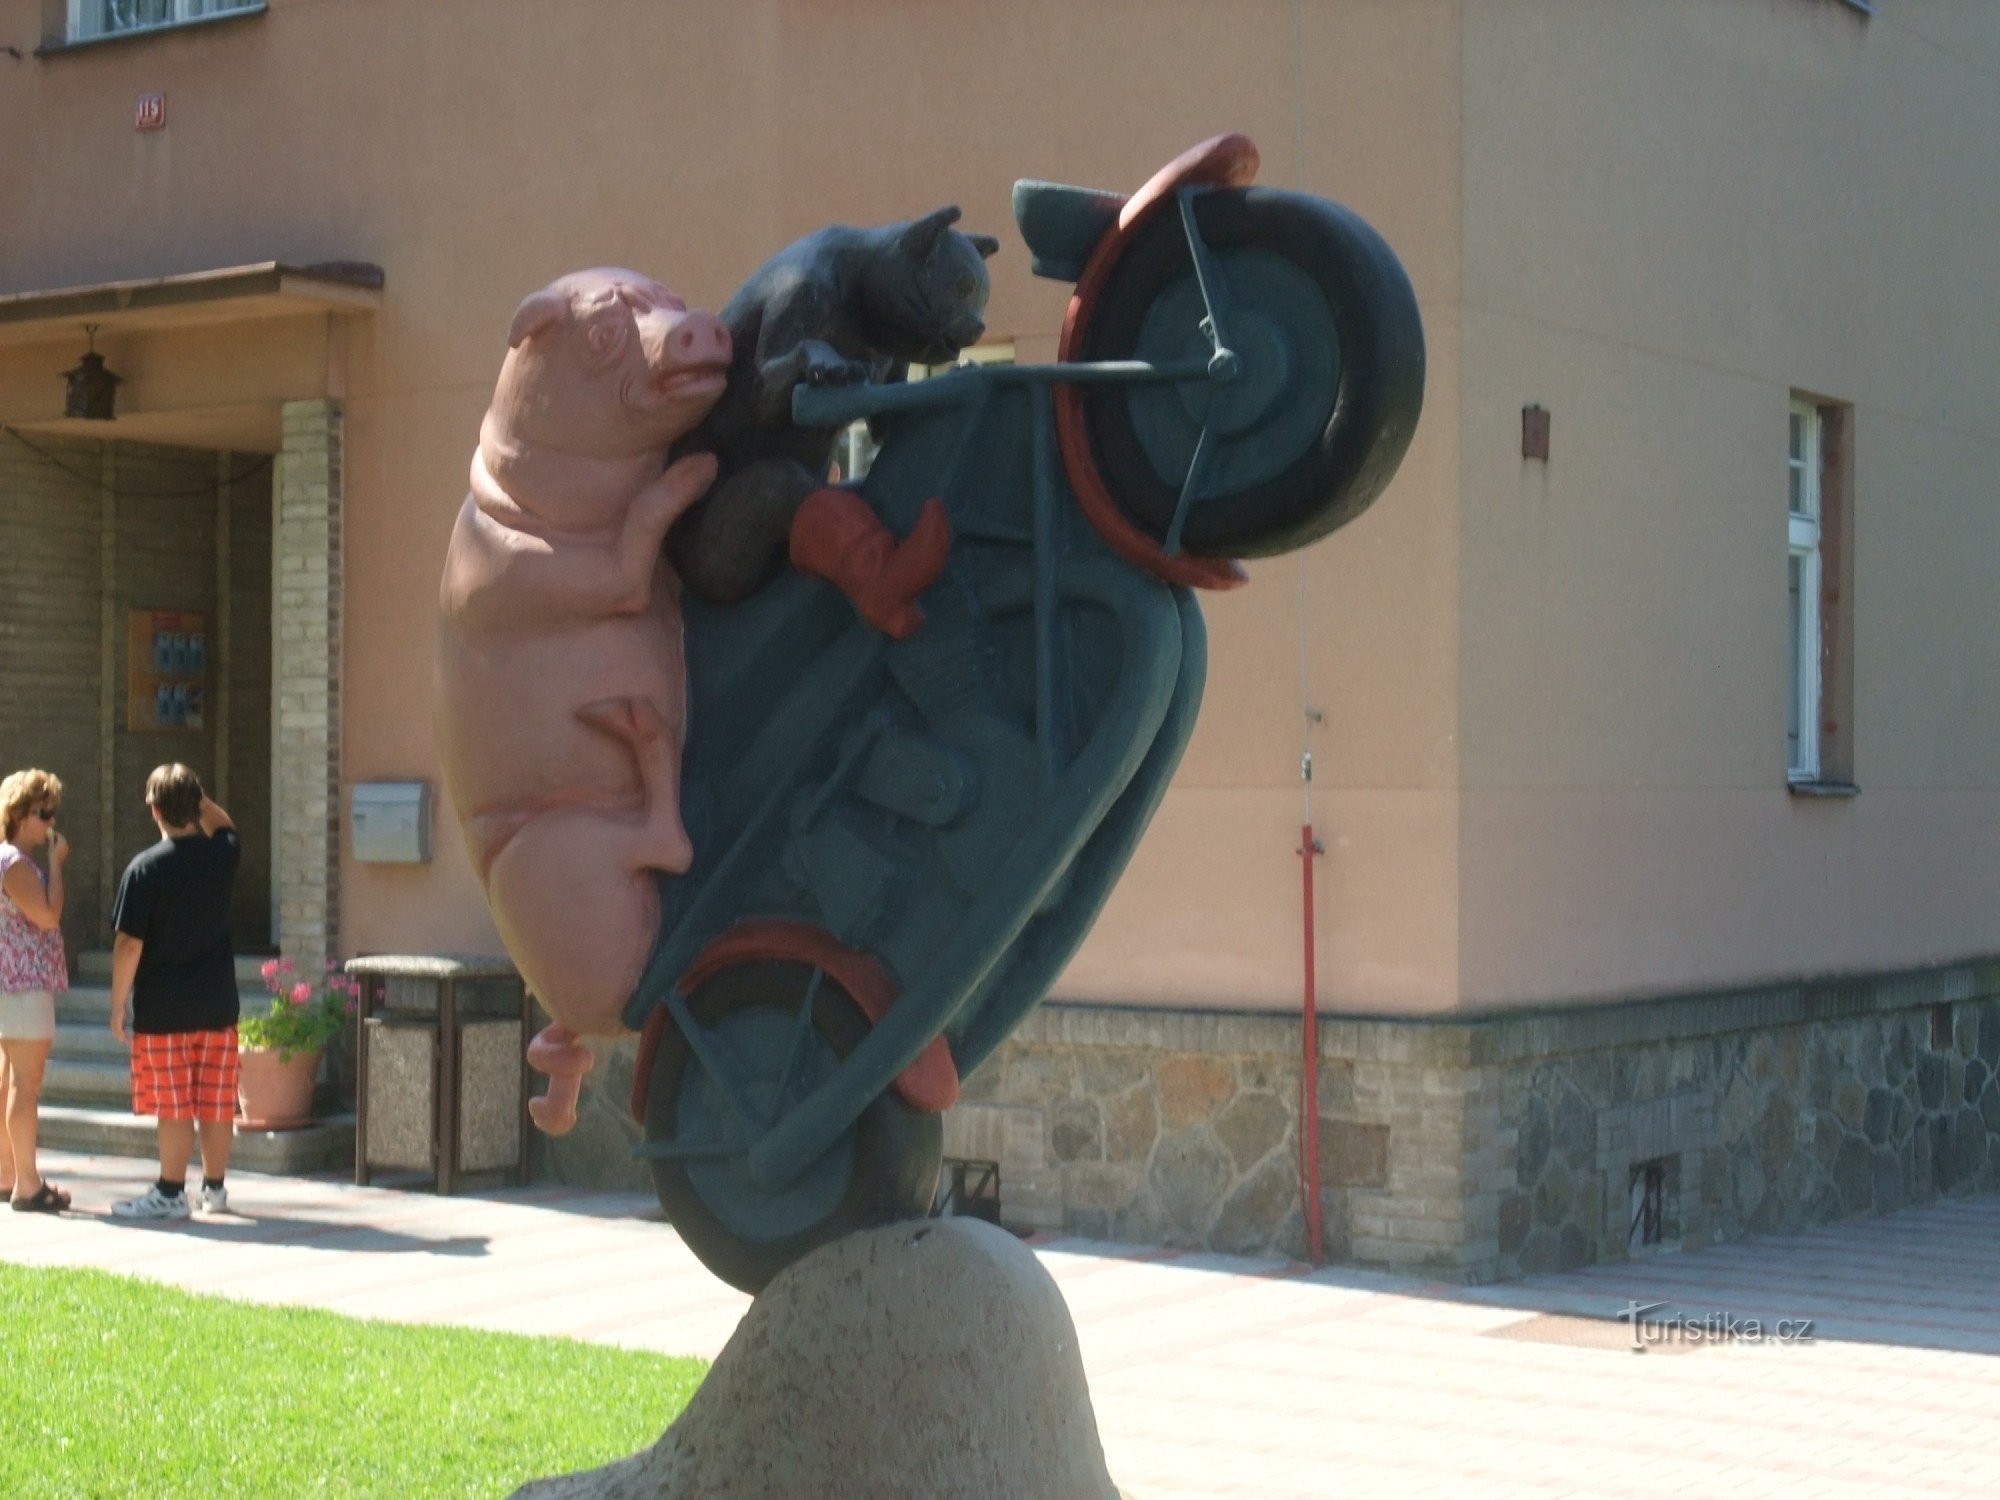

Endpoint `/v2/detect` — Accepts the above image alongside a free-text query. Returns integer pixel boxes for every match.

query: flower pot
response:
[237,1045,322,1131]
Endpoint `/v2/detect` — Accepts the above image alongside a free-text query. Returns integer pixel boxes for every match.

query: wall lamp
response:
[62,324,121,421]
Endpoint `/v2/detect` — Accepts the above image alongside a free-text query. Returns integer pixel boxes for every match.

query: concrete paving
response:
[7,1148,1999,1499]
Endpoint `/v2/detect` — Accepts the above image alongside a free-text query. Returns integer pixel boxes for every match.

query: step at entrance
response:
[37,1105,356,1175]
[34,961,354,1175]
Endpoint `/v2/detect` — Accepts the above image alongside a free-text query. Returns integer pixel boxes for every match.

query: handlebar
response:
[790,357,1212,429]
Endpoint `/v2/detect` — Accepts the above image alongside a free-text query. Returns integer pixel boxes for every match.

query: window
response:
[1787,401,1822,779]
[67,0,259,44]
[1628,1158,1669,1252]
[1787,394,1854,789]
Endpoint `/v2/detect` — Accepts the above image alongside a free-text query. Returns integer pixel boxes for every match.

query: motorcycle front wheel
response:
[1068,186,1426,559]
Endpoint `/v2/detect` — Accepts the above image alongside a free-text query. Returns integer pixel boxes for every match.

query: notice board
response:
[127,609,207,731]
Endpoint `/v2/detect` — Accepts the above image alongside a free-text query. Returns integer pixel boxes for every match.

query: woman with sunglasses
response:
[0,768,71,1212]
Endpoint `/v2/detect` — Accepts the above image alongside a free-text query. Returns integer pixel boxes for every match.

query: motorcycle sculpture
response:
[440,135,1424,1292]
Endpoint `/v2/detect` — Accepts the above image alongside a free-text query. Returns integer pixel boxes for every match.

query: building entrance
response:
[0,428,275,955]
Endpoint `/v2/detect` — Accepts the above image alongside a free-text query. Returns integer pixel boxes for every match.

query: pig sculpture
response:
[435,268,730,1133]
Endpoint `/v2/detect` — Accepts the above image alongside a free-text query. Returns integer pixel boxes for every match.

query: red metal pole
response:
[1299,822,1323,1266]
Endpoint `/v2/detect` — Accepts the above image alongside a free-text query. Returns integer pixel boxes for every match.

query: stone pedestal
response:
[513,1218,1119,1500]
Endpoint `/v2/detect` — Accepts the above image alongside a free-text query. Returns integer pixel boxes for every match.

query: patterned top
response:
[0,843,68,994]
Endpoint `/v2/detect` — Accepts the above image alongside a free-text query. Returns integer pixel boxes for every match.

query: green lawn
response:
[0,1263,705,1498]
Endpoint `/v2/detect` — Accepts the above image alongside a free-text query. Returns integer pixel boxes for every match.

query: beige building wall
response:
[0,0,1464,1012]
[11,2,1985,1023]
[1456,1,2000,1006]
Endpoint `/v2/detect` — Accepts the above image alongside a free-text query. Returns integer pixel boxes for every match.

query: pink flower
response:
[260,959,281,983]
[290,982,313,1006]
[276,957,295,975]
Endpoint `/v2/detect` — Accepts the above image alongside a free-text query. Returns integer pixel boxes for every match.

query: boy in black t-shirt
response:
[108,764,241,1220]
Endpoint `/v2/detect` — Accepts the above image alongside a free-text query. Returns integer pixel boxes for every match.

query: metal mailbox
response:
[350,781,433,863]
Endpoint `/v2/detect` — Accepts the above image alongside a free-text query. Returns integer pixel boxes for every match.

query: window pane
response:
[1788,555,1803,766]
[1789,410,1805,463]
[74,0,250,37]
[1789,462,1804,514]
[115,0,171,29]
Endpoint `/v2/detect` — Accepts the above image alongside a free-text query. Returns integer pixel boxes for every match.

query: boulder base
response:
[514,1218,1120,1500]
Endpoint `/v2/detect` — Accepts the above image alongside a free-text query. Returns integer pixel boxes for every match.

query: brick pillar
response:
[274,399,342,971]
[1347,1032,1506,1282]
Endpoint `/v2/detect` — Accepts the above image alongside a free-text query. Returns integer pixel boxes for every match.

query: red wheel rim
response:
[631,919,959,1122]
[1054,134,1260,591]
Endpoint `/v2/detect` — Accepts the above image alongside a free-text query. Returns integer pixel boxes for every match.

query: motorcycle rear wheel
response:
[644,957,943,1295]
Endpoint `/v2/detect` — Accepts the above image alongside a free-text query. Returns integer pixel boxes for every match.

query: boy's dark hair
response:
[145,764,204,829]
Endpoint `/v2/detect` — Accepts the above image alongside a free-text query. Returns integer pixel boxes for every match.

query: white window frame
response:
[67,0,258,44]
[1788,399,1823,782]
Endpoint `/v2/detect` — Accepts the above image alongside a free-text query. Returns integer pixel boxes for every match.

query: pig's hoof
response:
[526,1025,594,1137]
[529,1090,579,1136]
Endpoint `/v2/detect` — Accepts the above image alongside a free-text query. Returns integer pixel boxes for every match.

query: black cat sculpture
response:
[667,205,1000,637]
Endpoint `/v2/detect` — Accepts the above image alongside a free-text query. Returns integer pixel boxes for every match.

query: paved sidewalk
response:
[7,1149,2000,1499]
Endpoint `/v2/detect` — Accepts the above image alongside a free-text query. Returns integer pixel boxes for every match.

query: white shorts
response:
[0,989,56,1042]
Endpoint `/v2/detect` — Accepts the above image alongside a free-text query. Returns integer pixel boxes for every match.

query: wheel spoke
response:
[1176,185,1233,360]
[664,988,770,1131]
[770,967,827,1124]
[1162,423,1216,557]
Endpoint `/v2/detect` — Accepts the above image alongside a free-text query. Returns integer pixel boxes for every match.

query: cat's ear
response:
[899,205,962,258]
[967,233,1000,260]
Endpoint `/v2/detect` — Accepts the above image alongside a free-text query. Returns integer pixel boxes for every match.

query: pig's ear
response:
[508,290,568,348]
[899,205,962,258]
[967,233,1000,260]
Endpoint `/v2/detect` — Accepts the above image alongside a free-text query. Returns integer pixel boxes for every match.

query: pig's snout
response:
[647,308,730,375]
[673,308,730,364]
[526,1024,596,1136]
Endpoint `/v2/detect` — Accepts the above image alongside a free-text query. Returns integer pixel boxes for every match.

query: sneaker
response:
[112,1185,190,1221]
[196,1183,229,1215]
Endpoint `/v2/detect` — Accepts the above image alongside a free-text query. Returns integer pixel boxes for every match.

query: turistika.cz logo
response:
[1616,1300,1816,1353]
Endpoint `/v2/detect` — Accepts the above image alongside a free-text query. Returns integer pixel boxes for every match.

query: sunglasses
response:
[32,807,56,823]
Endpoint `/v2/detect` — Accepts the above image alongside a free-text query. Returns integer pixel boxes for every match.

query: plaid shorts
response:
[130,1028,240,1122]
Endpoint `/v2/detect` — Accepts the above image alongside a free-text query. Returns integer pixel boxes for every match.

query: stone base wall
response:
[952,1007,1370,1260]
[526,958,2000,1283]
[957,958,2000,1280]
[1494,987,2000,1278]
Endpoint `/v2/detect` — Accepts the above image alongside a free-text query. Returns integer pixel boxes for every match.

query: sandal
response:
[10,1181,69,1214]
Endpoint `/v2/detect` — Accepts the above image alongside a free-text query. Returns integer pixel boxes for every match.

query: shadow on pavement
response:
[92,1210,492,1257]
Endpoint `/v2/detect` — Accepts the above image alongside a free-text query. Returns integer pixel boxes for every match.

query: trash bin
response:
[347,954,532,1193]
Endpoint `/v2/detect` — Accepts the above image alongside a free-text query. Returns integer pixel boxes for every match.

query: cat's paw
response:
[802,353,871,387]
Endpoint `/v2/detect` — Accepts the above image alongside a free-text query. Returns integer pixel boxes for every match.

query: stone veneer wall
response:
[527,959,2000,1282]
[951,1004,1401,1261]
[1491,980,2000,1278]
